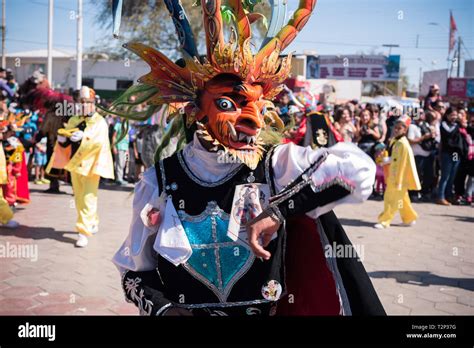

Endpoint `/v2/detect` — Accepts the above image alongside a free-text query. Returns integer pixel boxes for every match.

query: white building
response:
[5,49,149,96]
[6,48,73,88]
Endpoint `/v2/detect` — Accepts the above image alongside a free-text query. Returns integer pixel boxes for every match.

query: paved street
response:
[0,182,473,315]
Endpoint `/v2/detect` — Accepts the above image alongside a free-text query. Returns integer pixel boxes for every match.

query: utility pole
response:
[47,0,53,85]
[419,66,422,94]
[76,0,83,89]
[417,58,424,95]
[1,0,6,68]
[456,37,462,77]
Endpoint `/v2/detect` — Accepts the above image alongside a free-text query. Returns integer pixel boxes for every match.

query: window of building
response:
[82,78,94,88]
[116,80,133,90]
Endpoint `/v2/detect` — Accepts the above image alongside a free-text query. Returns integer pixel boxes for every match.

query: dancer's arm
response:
[121,269,185,316]
[113,167,189,315]
[247,143,375,259]
[268,142,375,220]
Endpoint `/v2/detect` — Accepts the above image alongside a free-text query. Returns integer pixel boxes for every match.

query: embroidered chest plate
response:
[178,201,255,302]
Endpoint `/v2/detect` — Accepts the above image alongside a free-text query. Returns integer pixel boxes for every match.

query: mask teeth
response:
[195,121,265,168]
[227,121,238,141]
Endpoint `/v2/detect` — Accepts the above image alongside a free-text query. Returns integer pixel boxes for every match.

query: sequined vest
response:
[154,147,286,315]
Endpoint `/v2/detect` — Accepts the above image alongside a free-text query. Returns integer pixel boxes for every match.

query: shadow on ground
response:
[339,218,376,227]
[99,183,134,193]
[437,214,474,224]
[369,270,474,291]
[28,188,71,196]
[0,225,77,245]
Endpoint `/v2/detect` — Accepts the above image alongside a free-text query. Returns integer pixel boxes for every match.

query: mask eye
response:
[216,98,236,112]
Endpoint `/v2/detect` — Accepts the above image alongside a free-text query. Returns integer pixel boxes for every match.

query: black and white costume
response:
[113,135,385,316]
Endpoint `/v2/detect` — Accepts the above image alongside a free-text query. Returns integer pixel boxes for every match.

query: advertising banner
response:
[447,78,474,99]
[306,55,400,81]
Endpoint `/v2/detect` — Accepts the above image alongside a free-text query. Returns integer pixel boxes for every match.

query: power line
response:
[26,0,94,16]
[7,37,76,48]
[461,39,473,60]
[295,39,474,50]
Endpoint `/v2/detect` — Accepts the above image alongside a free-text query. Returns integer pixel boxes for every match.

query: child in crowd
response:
[375,120,421,229]
[34,137,49,185]
[1,126,23,206]
[374,143,388,195]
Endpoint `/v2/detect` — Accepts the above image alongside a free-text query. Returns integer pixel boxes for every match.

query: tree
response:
[90,0,270,61]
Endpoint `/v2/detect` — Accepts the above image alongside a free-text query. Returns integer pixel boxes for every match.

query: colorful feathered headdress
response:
[107,0,316,163]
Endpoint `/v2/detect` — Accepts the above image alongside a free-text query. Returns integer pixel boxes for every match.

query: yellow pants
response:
[71,172,100,236]
[0,186,13,224]
[378,185,418,227]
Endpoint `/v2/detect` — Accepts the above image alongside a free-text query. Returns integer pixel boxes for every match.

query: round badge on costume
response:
[261,280,282,301]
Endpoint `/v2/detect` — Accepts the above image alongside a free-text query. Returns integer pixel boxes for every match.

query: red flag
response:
[449,11,457,52]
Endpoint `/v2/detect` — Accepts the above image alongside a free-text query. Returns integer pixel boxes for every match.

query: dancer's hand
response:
[246,211,281,260]
[70,130,84,142]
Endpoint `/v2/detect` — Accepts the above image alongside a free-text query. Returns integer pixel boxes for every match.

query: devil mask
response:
[108,0,316,169]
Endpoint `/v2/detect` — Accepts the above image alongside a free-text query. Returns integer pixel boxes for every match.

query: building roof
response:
[6,48,75,58]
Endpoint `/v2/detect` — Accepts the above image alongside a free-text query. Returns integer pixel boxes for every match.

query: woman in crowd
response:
[368,104,387,144]
[424,84,442,111]
[333,106,357,142]
[436,107,464,205]
[454,109,474,205]
[464,113,474,205]
[407,109,436,200]
[355,108,381,157]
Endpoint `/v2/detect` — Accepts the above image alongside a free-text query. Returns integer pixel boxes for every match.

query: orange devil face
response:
[195,74,267,152]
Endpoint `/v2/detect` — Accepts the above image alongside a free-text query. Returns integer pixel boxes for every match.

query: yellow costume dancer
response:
[0,140,16,227]
[47,87,114,246]
[376,120,421,229]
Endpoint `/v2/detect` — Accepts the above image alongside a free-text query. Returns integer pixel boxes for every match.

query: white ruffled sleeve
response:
[271,142,376,219]
[112,166,160,274]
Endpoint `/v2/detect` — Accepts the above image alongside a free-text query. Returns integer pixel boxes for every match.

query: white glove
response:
[70,130,84,143]
[7,137,20,148]
[311,143,376,202]
[57,135,67,144]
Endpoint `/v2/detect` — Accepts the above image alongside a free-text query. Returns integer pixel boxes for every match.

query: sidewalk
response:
[0,182,137,315]
[0,182,472,315]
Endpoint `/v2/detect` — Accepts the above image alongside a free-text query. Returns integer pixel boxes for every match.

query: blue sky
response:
[4,0,474,89]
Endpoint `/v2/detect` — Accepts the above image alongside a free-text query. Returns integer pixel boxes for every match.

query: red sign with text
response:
[447,78,467,98]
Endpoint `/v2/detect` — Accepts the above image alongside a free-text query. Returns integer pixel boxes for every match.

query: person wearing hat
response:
[47,86,114,247]
[6,68,17,90]
[375,120,421,229]
[282,105,306,145]
[424,84,442,112]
